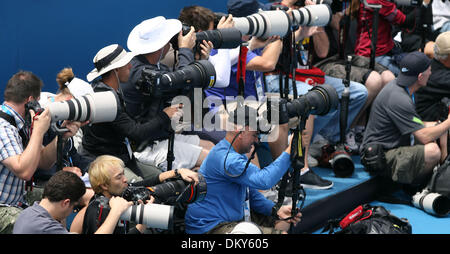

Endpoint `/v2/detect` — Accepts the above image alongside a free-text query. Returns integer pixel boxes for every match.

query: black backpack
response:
[323,204,412,234]
[429,156,450,197]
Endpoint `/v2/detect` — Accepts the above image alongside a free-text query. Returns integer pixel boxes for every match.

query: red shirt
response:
[354,0,405,57]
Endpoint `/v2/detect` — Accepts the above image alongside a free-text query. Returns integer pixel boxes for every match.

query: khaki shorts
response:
[0,206,22,234]
[385,145,426,184]
[316,54,388,85]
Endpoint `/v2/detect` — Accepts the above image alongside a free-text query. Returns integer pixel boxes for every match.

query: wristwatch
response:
[174,168,180,177]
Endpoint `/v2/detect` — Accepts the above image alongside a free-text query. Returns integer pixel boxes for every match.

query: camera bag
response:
[323,204,412,234]
[429,156,450,198]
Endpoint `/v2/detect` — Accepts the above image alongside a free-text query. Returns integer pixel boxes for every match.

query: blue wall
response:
[1,0,271,101]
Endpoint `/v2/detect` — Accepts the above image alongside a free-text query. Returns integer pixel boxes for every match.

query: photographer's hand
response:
[30,108,51,137]
[199,40,214,60]
[178,26,196,50]
[217,14,234,29]
[274,205,302,232]
[178,168,199,185]
[248,35,281,51]
[163,104,182,119]
[284,133,294,155]
[60,120,83,140]
[94,197,133,234]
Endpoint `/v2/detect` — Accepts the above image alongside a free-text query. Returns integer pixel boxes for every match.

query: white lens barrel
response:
[292,4,332,27]
[120,204,174,230]
[233,17,251,36]
[86,91,118,123]
[258,10,291,38]
[233,10,291,38]
[47,91,118,124]
[413,192,450,216]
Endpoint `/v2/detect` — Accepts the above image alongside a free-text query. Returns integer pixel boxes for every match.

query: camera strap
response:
[0,109,33,191]
[236,45,249,97]
[0,110,29,149]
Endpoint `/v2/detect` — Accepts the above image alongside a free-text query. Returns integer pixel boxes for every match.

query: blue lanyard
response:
[405,87,415,104]
[2,103,27,127]
[1,104,13,116]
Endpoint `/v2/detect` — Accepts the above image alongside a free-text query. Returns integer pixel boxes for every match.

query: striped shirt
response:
[0,103,27,206]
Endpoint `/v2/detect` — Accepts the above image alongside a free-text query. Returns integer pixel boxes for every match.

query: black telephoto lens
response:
[286,83,338,118]
[151,173,207,204]
[195,28,242,49]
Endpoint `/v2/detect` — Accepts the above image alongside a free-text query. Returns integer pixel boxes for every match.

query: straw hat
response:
[87,44,135,82]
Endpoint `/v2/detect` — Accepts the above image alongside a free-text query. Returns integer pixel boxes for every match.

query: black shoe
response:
[300,170,333,190]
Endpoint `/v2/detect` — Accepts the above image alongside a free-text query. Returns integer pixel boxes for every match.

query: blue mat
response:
[369,201,450,234]
[303,156,371,208]
[306,156,450,234]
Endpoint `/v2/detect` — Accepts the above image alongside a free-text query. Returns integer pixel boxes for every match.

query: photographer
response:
[13,171,86,234]
[415,31,450,162]
[314,1,397,142]
[0,71,81,233]
[70,155,198,234]
[263,0,366,180]
[177,5,236,92]
[185,106,301,234]
[123,16,214,172]
[38,67,94,178]
[28,67,96,209]
[361,51,449,190]
[416,31,450,122]
[80,44,182,181]
[353,0,431,75]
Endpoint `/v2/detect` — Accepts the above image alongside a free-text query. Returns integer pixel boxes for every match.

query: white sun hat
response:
[127,16,182,55]
[87,44,136,82]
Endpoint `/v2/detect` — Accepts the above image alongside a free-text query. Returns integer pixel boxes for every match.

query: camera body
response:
[121,186,153,204]
[170,25,242,51]
[136,60,216,99]
[119,175,208,231]
[125,173,207,205]
[25,100,44,127]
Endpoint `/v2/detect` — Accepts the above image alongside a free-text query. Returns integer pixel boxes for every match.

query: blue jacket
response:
[185,138,291,234]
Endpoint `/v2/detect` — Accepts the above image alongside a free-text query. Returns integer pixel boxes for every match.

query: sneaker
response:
[307,154,319,167]
[299,169,333,190]
[345,128,359,153]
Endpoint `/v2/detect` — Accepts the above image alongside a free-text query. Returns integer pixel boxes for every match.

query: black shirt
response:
[81,81,171,167]
[415,59,450,121]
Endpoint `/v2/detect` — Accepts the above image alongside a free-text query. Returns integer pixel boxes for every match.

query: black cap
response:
[227,104,259,128]
[397,51,431,87]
